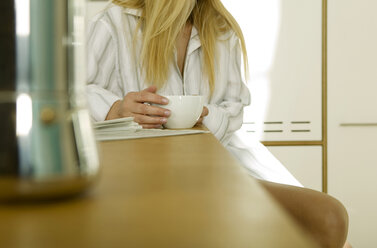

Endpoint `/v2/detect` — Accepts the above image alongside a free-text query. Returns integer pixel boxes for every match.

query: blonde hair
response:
[112,0,248,93]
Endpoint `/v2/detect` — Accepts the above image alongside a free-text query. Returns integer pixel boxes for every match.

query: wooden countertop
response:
[0,130,317,248]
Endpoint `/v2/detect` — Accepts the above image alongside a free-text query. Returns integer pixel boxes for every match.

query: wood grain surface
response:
[0,131,318,248]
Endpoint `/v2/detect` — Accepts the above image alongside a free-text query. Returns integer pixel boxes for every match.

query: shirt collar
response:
[188,26,201,55]
[122,8,142,17]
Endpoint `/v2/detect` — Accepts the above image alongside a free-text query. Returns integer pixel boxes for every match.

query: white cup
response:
[162,95,204,129]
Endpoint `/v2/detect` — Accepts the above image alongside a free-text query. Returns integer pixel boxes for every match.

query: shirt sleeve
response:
[203,35,251,145]
[86,17,123,121]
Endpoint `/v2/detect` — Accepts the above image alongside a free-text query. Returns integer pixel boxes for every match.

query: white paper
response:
[93,118,209,141]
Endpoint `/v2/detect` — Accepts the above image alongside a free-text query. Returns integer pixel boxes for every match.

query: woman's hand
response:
[106,86,171,129]
[196,106,209,125]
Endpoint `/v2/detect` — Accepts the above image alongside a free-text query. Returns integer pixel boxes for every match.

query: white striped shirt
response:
[86,4,250,145]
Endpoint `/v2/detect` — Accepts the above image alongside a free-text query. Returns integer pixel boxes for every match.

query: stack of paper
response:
[93,117,142,140]
[93,117,209,141]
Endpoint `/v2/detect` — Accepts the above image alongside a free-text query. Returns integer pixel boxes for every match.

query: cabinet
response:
[223,0,323,191]
[223,0,322,142]
[267,146,322,191]
[328,0,377,246]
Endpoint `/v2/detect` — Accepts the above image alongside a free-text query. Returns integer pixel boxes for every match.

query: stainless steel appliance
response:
[0,0,100,200]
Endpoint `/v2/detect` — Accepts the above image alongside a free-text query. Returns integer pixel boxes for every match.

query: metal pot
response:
[0,0,100,201]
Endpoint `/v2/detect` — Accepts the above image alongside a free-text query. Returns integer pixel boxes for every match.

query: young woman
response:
[86,1,349,247]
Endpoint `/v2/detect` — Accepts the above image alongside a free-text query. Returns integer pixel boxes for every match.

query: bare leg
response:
[258,180,349,248]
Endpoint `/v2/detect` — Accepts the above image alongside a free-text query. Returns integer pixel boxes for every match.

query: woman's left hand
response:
[196,106,209,124]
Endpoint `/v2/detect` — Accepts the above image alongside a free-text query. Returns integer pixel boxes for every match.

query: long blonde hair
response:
[112,0,248,92]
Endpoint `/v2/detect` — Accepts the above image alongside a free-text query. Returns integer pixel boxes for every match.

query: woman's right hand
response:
[105,86,171,129]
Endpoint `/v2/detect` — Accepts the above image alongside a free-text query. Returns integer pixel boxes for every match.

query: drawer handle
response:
[340,123,377,127]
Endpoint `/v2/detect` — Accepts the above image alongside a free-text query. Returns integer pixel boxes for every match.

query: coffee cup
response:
[162,95,204,129]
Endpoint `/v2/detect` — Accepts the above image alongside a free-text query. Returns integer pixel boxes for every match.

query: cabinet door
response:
[328,0,377,246]
[328,128,377,247]
[222,0,322,141]
[267,146,322,191]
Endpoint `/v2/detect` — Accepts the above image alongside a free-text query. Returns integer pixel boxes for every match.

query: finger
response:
[201,106,209,117]
[197,117,203,124]
[133,103,171,117]
[133,113,168,125]
[134,90,169,105]
[141,124,163,129]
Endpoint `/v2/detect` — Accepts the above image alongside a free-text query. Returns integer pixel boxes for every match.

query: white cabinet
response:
[223,0,323,142]
[328,0,377,246]
[222,0,324,191]
[267,146,322,191]
[328,128,377,246]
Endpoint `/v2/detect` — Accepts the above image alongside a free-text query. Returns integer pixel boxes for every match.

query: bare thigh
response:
[258,180,349,248]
